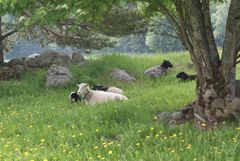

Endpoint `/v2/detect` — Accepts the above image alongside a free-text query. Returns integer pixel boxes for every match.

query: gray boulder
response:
[46,64,72,87]
[24,57,39,67]
[27,53,40,59]
[0,67,22,80]
[110,69,136,82]
[7,57,25,67]
[71,52,85,64]
[37,50,71,67]
[144,66,167,78]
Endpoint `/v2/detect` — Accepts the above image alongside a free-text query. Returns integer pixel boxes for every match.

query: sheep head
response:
[77,83,91,97]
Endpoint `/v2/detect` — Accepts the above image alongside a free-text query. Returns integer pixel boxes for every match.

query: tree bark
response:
[165,0,240,129]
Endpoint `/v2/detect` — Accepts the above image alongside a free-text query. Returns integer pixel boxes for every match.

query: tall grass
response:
[0,52,239,161]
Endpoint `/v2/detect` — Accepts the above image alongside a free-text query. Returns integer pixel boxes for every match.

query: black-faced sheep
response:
[176,72,197,81]
[91,84,124,94]
[161,60,173,69]
[77,83,128,106]
[144,59,173,78]
[69,92,81,102]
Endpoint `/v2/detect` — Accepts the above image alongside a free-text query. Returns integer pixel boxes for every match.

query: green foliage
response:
[0,53,239,160]
[146,18,183,53]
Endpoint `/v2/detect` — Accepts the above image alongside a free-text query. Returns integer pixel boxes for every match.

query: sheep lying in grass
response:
[77,83,128,106]
[176,72,197,81]
[91,84,124,94]
[69,92,81,102]
[144,60,173,78]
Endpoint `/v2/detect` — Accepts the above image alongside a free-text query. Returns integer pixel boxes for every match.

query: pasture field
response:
[0,52,239,161]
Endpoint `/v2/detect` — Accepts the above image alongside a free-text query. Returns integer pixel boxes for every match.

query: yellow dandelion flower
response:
[146,136,150,139]
[88,157,93,160]
[30,160,34,161]
[150,127,154,131]
[117,144,121,147]
[97,155,101,158]
[43,159,48,161]
[154,116,158,120]
[236,127,240,130]
[72,135,76,138]
[94,146,99,149]
[171,149,175,153]
[41,139,45,143]
[108,150,113,154]
[159,130,163,134]
[104,144,108,148]
[24,152,29,156]
[193,158,197,161]
[136,143,140,146]
[15,148,19,151]
[79,133,83,136]
[101,157,105,160]
[29,125,33,128]
[201,123,206,127]
[155,134,159,137]
[77,144,80,147]
[47,125,52,128]
[137,130,142,133]
[96,128,99,132]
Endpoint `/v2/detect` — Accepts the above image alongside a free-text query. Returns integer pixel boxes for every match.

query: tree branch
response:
[0,29,18,41]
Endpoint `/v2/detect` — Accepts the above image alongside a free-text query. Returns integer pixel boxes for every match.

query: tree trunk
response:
[170,0,240,129]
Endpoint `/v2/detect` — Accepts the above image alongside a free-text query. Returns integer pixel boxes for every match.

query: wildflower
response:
[41,139,45,143]
[79,133,83,136]
[154,116,158,120]
[24,152,29,156]
[77,144,80,147]
[236,127,240,130]
[96,128,99,132]
[155,134,159,137]
[97,155,101,158]
[108,150,113,154]
[136,143,140,146]
[30,160,34,161]
[94,146,99,149]
[43,159,48,161]
[159,130,163,134]
[179,132,183,136]
[146,136,150,139]
[29,125,33,128]
[171,149,175,153]
[172,134,177,138]
[47,125,52,128]
[137,130,142,133]
[201,123,206,127]
[72,135,76,138]
[150,127,154,131]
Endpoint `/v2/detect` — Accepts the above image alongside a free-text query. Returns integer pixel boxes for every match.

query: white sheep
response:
[91,84,124,94]
[77,83,128,106]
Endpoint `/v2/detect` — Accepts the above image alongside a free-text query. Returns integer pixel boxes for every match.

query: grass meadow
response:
[0,52,239,161]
